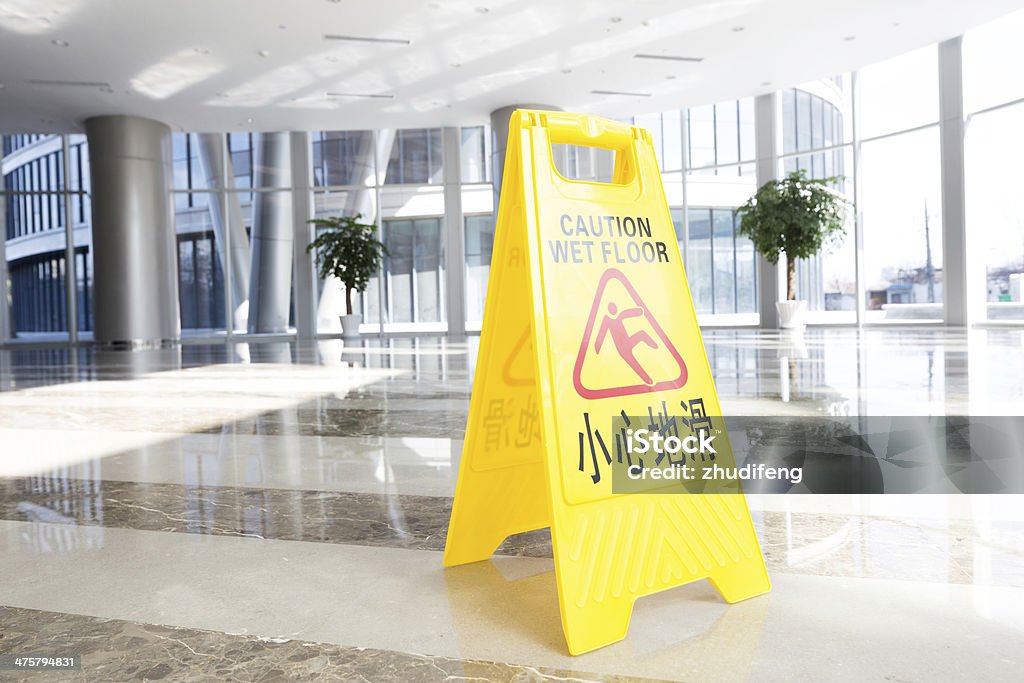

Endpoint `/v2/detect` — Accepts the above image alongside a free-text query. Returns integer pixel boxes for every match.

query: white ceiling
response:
[0,0,1020,134]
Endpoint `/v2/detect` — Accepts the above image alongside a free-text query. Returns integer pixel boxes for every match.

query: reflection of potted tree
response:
[307,214,387,339]
[738,170,848,329]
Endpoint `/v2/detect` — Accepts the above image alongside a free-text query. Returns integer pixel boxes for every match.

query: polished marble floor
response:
[0,329,1023,681]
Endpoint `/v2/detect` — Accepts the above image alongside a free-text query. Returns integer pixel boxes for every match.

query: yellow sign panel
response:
[443,110,770,655]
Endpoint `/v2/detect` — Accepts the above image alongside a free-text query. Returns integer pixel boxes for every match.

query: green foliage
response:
[738,170,848,264]
[306,214,387,314]
[737,170,850,300]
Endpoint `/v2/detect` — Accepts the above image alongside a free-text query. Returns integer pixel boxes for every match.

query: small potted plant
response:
[307,214,387,339]
[737,170,849,329]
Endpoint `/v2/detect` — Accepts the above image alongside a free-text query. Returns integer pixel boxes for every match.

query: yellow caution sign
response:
[443,110,769,655]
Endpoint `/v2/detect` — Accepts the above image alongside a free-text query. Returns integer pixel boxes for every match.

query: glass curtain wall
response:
[858,45,944,323]
[315,127,447,334]
[1,134,91,340]
[172,133,231,334]
[461,125,494,330]
[679,99,759,323]
[779,79,857,322]
[964,8,1024,321]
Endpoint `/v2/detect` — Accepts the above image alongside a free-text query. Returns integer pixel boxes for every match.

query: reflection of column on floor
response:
[196,134,251,331]
[0,350,11,392]
[249,133,294,334]
[317,129,396,334]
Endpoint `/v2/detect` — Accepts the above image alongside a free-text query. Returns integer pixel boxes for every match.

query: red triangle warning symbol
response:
[502,328,534,387]
[572,268,687,399]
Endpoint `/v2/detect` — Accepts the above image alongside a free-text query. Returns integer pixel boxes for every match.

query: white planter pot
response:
[339,313,362,339]
[776,300,807,330]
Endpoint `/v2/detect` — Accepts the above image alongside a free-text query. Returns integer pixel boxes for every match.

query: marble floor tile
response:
[3,479,1023,587]
[1,521,1022,682]
[2,329,1024,680]
[0,606,661,683]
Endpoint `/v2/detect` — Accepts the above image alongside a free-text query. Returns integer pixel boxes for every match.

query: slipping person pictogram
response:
[595,303,657,386]
[573,268,687,399]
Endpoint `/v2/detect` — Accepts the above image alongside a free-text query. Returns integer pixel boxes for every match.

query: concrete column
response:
[754,93,783,329]
[290,131,316,340]
[196,133,250,329]
[248,132,293,334]
[489,104,562,213]
[85,115,179,349]
[442,126,466,336]
[938,37,979,326]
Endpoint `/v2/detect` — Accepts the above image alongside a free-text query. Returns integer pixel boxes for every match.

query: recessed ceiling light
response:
[258,49,271,57]
[609,17,622,23]
[325,91,394,99]
[561,68,572,74]
[193,47,209,54]
[246,117,254,123]
[0,83,5,89]
[634,53,703,63]
[843,35,856,41]
[731,26,744,32]
[323,34,411,45]
[592,89,652,97]
[28,79,111,87]
[51,39,69,47]
[475,7,489,13]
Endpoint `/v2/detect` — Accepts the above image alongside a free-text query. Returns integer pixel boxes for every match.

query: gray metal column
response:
[196,133,250,329]
[248,132,293,334]
[290,131,316,340]
[850,72,868,327]
[489,104,562,213]
[61,135,78,343]
[0,193,8,343]
[85,115,179,349]
[442,126,466,336]
[938,37,976,326]
[754,93,783,329]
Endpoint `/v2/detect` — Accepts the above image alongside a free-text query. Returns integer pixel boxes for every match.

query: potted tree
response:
[307,214,387,339]
[737,170,849,329]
